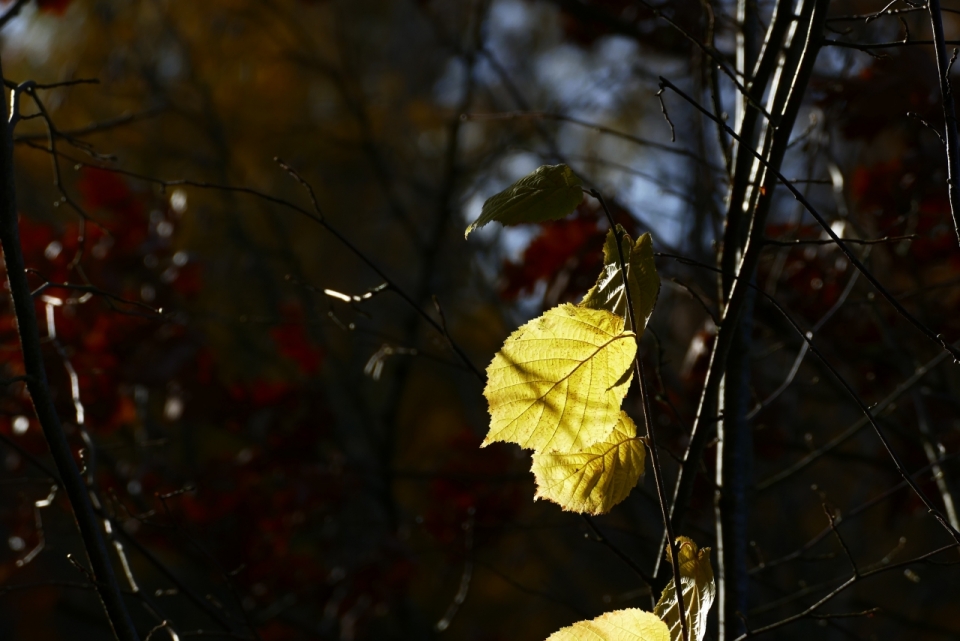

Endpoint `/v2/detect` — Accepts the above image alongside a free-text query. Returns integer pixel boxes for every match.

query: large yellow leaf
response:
[531,411,645,514]
[654,537,716,641]
[580,227,660,334]
[482,304,636,452]
[465,164,583,238]
[546,608,670,641]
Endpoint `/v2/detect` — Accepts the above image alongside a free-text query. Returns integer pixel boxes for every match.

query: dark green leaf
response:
[465,164,583,238]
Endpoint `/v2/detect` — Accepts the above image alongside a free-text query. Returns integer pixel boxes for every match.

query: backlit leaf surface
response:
[581,227,660,334]
[546,608,670,641]
[654,537,716,641]
[483,304,635,452]
[465,164,583,238]
[531,411,645,514]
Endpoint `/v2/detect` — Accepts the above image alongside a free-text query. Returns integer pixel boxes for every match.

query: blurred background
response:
[0,0,958,639]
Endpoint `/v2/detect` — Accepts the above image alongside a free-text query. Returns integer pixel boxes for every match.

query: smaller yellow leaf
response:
[580,227,660,334]
[531,411,645,515]
[546,608,670,641]
[654,537,716,641]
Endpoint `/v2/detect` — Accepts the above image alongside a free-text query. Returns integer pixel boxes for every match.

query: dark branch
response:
[1,70,140,640]
[926,0,960,248]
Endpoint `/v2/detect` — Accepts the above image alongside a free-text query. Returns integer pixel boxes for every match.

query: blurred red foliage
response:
[36,0,73,15]
[425,427,523,553]
[0,162,525,639]
[500,200,638,306]
[556,0,702,55]
[0,167,358,636]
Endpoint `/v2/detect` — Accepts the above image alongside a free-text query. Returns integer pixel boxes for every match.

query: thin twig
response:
[475,560,587,616]
[670,278,719,326]
[822,504,859,577]
[590,188,690,641]
[274,157,325,221]
[809,607,881,619]
[754,342,954,491]
[926,0,960,248]
[635,0,774,121]
[657,251,960,542]
[462,111,723,170]
[656,88,676,142]
[582,515,654,587]
[733,544,959,639]
[746,263,861,419]
[27,151,488,384]
[823,37,960,50]
[434,508,475,632]
[750,451,960,575]
[0,429,236,633]
[14,107,165,143]
[828,4,960,21]
[762,234,918,246]
[658,76,960,361]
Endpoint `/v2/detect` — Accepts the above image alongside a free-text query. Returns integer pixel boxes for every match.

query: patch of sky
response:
[622,168,687,247]
[773,115,839,228]
[500,149,544,178]
[499,225,539,263]
[564,36,642,113]
[461,181,542,324]
[433,56,466,109]
[462,192,486,233]
[486,0,561,58]
[489,0,538,35]
[513,279,549,323]
[464,0,700,301]
[817,43,872,79]
[534,44,592,108]
[472,55,507,100]
[534,38,637,117]
[549,111,689,248]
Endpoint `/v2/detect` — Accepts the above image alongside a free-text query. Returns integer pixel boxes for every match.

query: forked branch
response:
[0,70,140,640]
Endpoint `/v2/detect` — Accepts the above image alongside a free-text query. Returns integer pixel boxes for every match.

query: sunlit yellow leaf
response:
[581,227,660,334]
[482,304,636,452]
[654,537,716,641]
[531,411,645,514]
[465,164,583,238]
[546,608,670,641]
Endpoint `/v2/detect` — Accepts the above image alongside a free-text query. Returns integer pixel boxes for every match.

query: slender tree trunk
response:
[715,292,753,639]
[715,2,761,636]
[0,63,139,641]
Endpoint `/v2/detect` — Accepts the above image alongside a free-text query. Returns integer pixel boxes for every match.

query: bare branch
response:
[926,0,960,249]
[1,65,140,641]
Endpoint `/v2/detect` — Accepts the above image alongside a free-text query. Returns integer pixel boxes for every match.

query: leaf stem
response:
[589,188,690,641]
